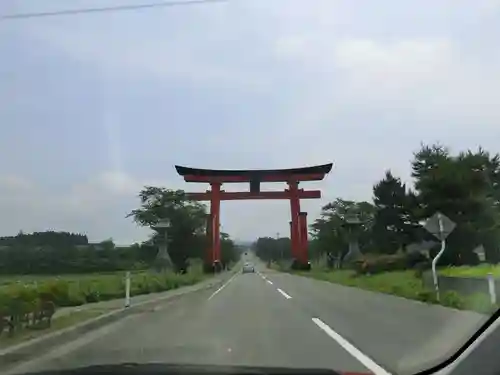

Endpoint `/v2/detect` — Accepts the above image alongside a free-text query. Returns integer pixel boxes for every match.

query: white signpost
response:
[125,271,131,308]
[487,273,497,305]
[423,212,456,301]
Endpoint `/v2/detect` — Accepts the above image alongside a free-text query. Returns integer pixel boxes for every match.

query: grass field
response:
[0,261,218,343]
[440,264,500,278]
[0,264,207,308]
[287,266,498,314]
[296,269,428,299]
[0,269,166,288]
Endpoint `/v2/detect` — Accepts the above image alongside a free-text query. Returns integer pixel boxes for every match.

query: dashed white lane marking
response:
[266,280,273,285]
[276,288,292,299]
[208,273,238,301]
[312,318,392,375]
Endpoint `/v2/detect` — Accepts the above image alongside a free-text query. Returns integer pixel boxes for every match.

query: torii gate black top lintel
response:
[174,163,333,183]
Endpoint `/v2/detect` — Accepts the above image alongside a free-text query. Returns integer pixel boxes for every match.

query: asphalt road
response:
[9,259,487,375]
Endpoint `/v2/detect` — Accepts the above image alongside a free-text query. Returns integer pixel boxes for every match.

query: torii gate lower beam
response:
[186,190,321,201]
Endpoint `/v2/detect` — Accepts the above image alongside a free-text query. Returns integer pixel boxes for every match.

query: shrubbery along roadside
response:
[0,270,206,338]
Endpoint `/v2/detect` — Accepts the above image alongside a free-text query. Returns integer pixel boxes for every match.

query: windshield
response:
[1,1,499,375]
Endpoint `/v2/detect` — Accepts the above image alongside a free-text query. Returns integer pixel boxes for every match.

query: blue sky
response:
[1,0,499,244]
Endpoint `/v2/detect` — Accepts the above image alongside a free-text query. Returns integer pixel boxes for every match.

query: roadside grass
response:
[0,262,211,342]
[284,266,499,314]
[0,271,141,288]
[0,269,202,292]
[296,269,428,300]
[0,259,248,346]
[0,309,105,349]
[0,263,207,307]
[268,263,283,272]
[440,264,500,278]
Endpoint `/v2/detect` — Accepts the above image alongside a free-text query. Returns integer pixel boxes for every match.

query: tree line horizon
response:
[3,142,500,273]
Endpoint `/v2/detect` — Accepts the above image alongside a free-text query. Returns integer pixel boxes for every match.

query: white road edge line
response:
[312,318,392,375]
[276,288,292,299]
[266,280,273,285]
[5,315,137,375]
[208,273,238,301]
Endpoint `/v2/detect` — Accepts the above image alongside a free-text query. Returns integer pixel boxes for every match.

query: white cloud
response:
[334,38,453,85]
[3,1,500,241]
[62,171,138,215]
[0,171,180,243]
[261,34,500,206]
[30,23,270,92]
[330,38,500,123]
[26,2,500,130]
[0,175,32,191]
[270,35,500,155]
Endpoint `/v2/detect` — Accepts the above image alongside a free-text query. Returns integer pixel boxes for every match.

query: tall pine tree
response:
[372,170,419,253]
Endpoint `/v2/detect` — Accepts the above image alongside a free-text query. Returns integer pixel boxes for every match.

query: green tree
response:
[411,144,500,265]
[253,237,291,262]
[310,199,375,259]
[372,170,421,254]
[220,232,240,267]
[127,187,208,270]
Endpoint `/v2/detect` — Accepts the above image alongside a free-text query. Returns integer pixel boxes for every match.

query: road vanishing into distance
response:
[9,254,486,375]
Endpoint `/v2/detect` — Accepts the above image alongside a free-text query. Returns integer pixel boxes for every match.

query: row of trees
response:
[253,237,292,262]
[0,233,156,274]
[127,187,241,271]
[311,144,500,266]
[254,144,500,267]
[0,187,241,274]
[0,231,89,248]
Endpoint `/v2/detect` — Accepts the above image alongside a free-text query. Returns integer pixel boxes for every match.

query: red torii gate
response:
[174,163,333,272]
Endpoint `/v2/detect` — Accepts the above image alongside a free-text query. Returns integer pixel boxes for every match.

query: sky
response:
[1,0,499,245]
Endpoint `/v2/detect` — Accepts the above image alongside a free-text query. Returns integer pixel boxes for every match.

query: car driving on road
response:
[242,262,255,273]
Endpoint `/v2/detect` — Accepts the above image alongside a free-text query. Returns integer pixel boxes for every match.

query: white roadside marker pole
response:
[125,271,131,308]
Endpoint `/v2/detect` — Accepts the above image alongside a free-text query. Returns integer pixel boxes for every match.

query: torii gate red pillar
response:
[289,220,294,260]
[299,212,309,264]
[288,183,310,265]
[288,181,301,262]
[210,182,222,265]
[175,163,333,273]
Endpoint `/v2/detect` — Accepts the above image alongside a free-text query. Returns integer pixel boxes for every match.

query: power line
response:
[0,0,227,21]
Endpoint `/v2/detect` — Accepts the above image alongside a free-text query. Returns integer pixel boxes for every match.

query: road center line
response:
[276,288,292,299]
[266,280,273,285]
[312,318,392,375]
[208,273,238,301]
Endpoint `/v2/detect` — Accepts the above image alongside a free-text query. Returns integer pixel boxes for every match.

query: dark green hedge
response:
[353,252,430,275]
